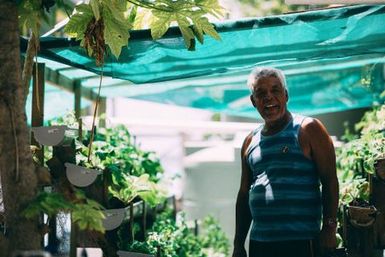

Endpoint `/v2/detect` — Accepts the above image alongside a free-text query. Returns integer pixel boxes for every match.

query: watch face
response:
[326,219,337,228]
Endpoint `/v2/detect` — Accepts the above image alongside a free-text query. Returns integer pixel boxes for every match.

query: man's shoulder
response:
[299,116,328,137]
[241,125,262,153]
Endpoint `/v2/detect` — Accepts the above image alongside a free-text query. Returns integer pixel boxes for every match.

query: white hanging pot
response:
[117,250,154,257]
[64,163,102,187]
[31,125,68,146]
[102,208,126,231]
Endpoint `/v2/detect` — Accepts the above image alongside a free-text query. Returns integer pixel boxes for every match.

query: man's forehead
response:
[252,76,283,89]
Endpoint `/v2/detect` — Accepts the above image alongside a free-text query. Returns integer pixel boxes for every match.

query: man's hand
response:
[319,227,337,255]
[232,246,247,257]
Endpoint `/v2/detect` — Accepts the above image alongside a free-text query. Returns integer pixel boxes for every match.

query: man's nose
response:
[263,91,273,100]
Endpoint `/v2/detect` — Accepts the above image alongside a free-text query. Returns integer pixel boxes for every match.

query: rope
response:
[87,67,103,163]
[34,50,41,115]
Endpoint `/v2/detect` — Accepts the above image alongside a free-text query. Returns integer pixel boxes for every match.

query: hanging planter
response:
[117,250,154,257]
[102,200,145,231]
[347,204,377,228]
[64,162,102,187]
[102,208,126,231]
[31,125,67,146]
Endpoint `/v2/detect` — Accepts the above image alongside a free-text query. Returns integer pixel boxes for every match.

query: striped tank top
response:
[247,114,322,242]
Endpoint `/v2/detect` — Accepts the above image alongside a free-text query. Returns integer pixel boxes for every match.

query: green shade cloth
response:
[21,4,385,118]
[26,81,92,124]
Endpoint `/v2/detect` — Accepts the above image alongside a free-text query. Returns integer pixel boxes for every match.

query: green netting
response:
[25,81,92,124]
[27,5,385,83]
[129,65,383,118]
[21,4,385,117]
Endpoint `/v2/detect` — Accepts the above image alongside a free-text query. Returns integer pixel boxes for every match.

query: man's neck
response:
[262,111,292,136]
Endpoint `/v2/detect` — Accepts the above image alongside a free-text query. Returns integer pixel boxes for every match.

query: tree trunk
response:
[0,0,41,255]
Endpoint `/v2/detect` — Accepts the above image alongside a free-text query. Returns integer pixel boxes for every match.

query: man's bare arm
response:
[233,134,253,257]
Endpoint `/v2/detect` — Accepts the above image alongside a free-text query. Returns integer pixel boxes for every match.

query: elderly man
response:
[232,67,339,257]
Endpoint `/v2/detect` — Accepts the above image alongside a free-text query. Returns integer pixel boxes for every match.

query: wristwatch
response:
[324,218,337,229]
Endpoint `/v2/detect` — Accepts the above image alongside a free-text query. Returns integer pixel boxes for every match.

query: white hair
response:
[247,67,287,93]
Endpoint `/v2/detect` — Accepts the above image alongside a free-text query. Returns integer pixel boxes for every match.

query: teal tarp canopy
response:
[22,4,385,118]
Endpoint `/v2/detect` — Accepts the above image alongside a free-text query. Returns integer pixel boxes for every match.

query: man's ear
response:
[250,95,257,108]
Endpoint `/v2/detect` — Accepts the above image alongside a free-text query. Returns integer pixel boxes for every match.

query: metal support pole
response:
[74,80,82,120]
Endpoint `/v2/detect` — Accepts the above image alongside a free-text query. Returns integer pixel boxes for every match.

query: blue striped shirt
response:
[247,114,322,241]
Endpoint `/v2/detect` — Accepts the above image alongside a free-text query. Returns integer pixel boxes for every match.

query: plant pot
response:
[64,163,102,187]
[102,208,126,231]
[117,250,154,257]
[32,125,67,146]
[347,205,377,228]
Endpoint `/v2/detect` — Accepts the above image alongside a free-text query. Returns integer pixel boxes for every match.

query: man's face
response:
[250,76,288,123]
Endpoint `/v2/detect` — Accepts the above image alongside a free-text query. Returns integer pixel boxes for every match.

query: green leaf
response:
[64,4,94,40]
[72,203,105,232]
[196,0,225,18]
[150,15,171,40]
[18,0,41,36]
[128,5,138,24]
[201,21,221,41]
[192,25,204,44]
[90,0,100,21]
[176,15,195,50]
[102,4,131,59]
[21,192,73,219]
[191,15,220,42]
[103,0,127,13]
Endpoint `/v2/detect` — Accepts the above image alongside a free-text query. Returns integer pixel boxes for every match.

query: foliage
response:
[337,105,385,206]
[336,105,385,248]
[128,211,204,257]
[18,0,43,36]
[22,191,72,218]
[18,0,223,64]
[48,112,167,208]
[355,105,385,136]
[71,191,106,232]
[126,211,229,257]
[109,173,167,207]
[91,125,164,182]
[337,105,385,183]
[339,179,370,206]
[22,190,105,232]
[149,0,223,49]
[64,0,131,65]
[199,216,229,256]
[62,0,224,63]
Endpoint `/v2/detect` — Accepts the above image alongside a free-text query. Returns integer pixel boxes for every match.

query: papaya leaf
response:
[200,20,220,41]
[104,0,127,13]
[192,25,204,44]
[196,0,224,18]
[102,3,131,59]
[64,4,94,40]
[176,15,195,49]
[191,15,220,42]
[150,15,172,40]
[128,5,138,24]
[90,0,100,21]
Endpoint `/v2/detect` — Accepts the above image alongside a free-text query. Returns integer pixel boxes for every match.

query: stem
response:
[126,0,173,12]
[87,67,104,163]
